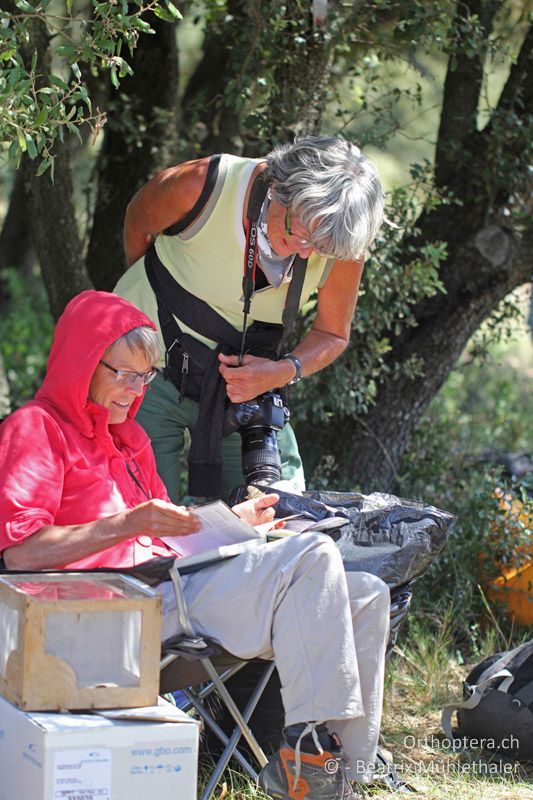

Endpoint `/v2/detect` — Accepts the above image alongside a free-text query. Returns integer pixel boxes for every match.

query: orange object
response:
[483,488,533,626]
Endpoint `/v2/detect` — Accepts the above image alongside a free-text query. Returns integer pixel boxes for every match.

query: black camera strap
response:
[241,169,308,361]
[145,247,283,497]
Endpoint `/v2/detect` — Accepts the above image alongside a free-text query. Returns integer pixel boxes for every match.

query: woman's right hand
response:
[1,500,200,571]
[125,499,201,539]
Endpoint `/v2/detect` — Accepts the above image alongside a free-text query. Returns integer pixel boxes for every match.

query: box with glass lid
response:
[0,572,162,711]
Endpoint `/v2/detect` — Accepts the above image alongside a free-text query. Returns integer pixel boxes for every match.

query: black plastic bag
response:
[262,487,456,589]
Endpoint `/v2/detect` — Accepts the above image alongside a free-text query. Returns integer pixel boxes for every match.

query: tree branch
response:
[496,21,533,117]
[435,0,500,187]
[180,0,249,155]
[86,16,180,291]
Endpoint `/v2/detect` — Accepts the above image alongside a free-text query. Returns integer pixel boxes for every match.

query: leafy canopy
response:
[0,0,181,176]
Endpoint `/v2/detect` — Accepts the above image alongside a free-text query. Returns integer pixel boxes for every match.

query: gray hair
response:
[113,326,160,363]
[266,136,384,260]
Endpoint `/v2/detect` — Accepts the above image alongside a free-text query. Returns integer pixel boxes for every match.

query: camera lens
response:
[241,428,282,485]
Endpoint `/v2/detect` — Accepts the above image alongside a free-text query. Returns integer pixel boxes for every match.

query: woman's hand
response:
[232,493,282,528]
[218,354,295,402]
[126,499,201,538]
[1,499,201,571]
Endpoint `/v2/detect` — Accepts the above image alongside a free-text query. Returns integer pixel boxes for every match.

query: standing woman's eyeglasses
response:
[284,208,336,258]
[284,208,313,248]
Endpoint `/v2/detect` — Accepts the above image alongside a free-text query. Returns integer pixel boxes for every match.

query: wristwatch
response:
[282,353,302,386]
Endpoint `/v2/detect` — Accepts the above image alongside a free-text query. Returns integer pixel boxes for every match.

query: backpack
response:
[442,639,533,761]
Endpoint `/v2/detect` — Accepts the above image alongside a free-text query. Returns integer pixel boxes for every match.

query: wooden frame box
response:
[0,572,162,711]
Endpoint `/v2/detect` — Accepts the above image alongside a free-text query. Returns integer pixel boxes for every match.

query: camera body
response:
[224,391,290,485]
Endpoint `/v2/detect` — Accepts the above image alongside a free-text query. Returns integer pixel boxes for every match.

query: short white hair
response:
[266,135,385,260]
[114,326,160,363]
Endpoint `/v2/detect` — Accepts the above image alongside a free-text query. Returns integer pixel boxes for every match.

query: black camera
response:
[223,392,290,485]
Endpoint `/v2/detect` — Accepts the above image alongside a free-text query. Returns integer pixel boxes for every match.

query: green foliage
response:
[467,294,525,363]
[292,167,448,425]
[192,0,472,149]
[399,321,533,647]
[0,268,54,407]
[0,0,181,175]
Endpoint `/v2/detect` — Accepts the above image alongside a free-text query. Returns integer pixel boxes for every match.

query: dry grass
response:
[375,701,533,799]
[198,616,533,799]
[374,635,533,800]
[199,693,533,800]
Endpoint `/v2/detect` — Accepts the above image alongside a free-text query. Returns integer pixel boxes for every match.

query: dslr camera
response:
[224,392,290,485]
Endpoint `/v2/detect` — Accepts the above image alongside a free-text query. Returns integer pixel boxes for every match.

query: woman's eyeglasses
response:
[284,208,313,248]
[284,208,335,258]
[99,359,159,386]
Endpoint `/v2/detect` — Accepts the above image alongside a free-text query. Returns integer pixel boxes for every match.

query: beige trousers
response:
[159,532,390,782]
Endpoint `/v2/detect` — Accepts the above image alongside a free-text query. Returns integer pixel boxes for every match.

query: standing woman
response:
[115,136,385,502]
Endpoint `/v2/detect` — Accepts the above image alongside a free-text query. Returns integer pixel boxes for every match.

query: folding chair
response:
[196,581,415,760]
[157,569,411,800]
[177,576,415,799]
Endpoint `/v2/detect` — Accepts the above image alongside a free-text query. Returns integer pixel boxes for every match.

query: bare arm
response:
[218,257,364,402]
[2,495,284,570]
[123,158,211,266]
[2,500,200,571]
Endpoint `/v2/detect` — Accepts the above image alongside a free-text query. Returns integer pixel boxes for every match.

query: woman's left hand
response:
[232,493,282,528]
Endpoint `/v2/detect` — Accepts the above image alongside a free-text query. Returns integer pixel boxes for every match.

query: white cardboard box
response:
[0,695,200,800]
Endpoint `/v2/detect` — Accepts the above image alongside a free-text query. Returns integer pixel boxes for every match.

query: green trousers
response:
[136,373,306,504]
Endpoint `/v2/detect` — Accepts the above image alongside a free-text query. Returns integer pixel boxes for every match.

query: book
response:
[267,515,348,538]
[160,500,267,572]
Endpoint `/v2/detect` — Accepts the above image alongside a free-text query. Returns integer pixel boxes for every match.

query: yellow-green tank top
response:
[114,154,331,362]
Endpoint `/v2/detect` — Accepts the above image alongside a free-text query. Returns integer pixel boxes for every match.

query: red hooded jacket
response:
[0,290,175,568]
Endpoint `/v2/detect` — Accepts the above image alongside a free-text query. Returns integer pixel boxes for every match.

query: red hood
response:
[36,291,158,439]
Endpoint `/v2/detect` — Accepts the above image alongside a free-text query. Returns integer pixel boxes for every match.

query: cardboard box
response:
[0,694,200,800]
[0,572,162,710]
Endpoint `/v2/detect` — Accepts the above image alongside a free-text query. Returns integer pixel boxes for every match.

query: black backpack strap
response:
[146,247,249,350]
[163,154,222,236]
[145,247,283,358]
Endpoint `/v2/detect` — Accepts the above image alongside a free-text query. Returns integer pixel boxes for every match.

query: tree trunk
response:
[19,14,90,321]
[182,0,341,156]
[297,224,532,492]
[0,168,36,281]
[0,353,11,419]
[86,17,180,291]
[181,0,256,156]
[23,148,91,321]
[261,0,335,143]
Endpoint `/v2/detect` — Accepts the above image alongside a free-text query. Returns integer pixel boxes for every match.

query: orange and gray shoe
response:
[258,730,359,800]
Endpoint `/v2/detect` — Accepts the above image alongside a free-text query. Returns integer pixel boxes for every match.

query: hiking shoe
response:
[258,732,358,800]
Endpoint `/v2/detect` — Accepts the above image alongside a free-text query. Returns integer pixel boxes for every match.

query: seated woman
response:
[0,290,276,571]
[0,290,389,800]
